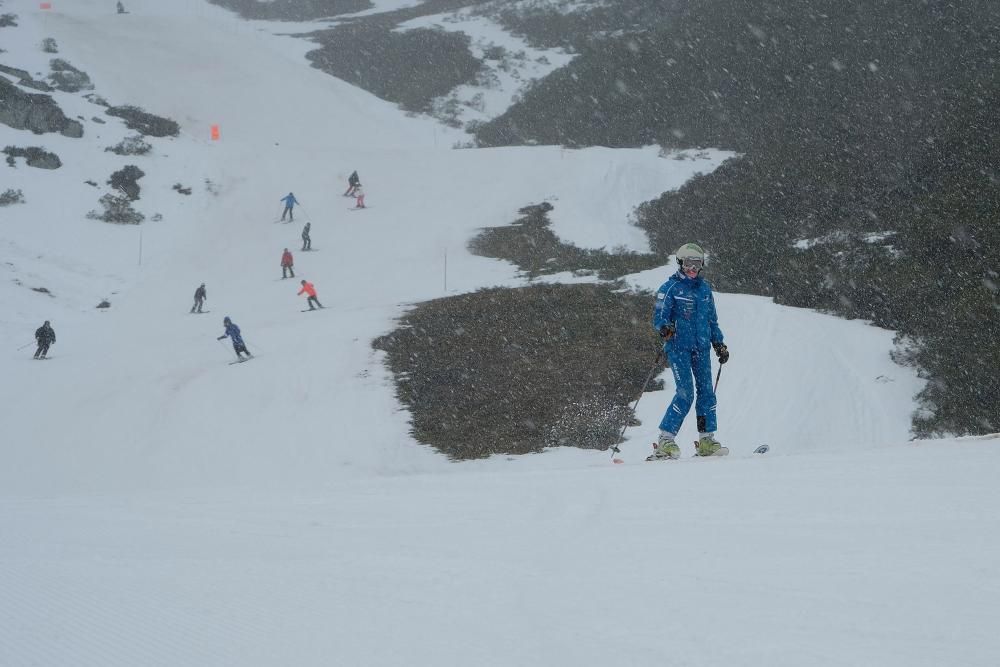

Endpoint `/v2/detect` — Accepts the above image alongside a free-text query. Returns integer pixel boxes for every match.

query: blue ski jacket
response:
[652,271,724,351]
[281,194,299,208]
[221,322,245,346]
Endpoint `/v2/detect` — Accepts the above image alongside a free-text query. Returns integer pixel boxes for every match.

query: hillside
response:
[473,0,1000,436]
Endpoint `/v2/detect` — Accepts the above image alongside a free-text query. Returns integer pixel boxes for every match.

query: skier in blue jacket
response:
[217,316,252,360]
[648,243,729,460]
[280,192,299,221]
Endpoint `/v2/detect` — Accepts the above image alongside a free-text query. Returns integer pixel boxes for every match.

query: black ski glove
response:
[217,335,225,341]
[713,342,729,364]
[659,324,676,341]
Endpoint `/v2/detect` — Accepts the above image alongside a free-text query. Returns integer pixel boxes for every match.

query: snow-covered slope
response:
[1,1,997,665]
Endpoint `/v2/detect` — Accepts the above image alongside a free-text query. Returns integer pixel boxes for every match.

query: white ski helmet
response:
[676,243,707,274]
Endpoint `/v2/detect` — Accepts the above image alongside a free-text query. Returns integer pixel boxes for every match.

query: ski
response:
[229,357,253,365]
[637,442,768,462]
[347,207,371,211]
[300,308,326,312]
[188,310,211,314]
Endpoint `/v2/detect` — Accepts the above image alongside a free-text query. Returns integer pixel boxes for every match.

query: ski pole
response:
[611,349,663,463]
[17,341,34,350]
[714,365,722,393]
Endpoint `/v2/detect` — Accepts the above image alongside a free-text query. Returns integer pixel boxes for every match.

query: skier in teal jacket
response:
[649,243,729,460]
[280,192,299,221]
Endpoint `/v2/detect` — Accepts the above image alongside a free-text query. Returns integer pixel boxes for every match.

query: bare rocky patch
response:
[105,105,179,137]
[4,145,61,169]
[470,202,661,280]
[0,78,83,136]
[373,283,660,460]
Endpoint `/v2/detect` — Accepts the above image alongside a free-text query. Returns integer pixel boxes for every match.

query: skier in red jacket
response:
[297,280,323,310]
[281,248,295,279]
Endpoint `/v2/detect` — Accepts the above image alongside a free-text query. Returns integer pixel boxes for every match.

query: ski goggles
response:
[680,257,704,270]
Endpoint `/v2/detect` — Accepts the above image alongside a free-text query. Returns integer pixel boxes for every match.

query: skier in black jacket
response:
[34,321,56,359]
[191,283,207,313]
[301,222,312,251]
[343,170,360,197]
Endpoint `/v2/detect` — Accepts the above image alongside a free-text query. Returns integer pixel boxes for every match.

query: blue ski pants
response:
[659,345,717,434]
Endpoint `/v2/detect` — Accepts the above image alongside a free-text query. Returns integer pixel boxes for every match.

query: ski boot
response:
[646,433,681,461]
[695,434,729,457]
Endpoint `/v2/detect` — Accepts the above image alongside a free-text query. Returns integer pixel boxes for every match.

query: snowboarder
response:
[343,171,360,197]
[33,320,56,359]
[298,279,323,310]
[281,248,295,279]
[190,283,207,313]
[280,192,299,221]
[217,316,252,359]
[301,222,311,251]
[647,243,729,460]
[353,184,365,209]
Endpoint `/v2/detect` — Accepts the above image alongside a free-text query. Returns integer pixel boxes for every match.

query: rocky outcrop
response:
[4,145,62,169]
[108,164,145,200]
[0,64,53,92]
[48,58,93,93]
[0,77,83,137]
[105,105,178,137]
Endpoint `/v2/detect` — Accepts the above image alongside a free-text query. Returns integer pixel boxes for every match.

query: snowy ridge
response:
[1,1,998,665]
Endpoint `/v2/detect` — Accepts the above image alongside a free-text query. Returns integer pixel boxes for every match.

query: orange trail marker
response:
[210,125,220,141]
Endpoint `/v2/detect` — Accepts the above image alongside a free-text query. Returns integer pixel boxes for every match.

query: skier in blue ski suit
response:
[649,243,729,459]
[280,192,299,221]
[217,316,252,359]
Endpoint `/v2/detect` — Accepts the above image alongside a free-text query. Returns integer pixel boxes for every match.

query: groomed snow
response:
[1,1,997,665]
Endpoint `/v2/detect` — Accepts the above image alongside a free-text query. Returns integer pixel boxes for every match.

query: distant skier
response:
[301,222,312,251]
[343,171,360,197]
[190,282,207,313]
[33,320,56,359]
[281,248,295,279]
[116,1,126,14]
[353,184,365,209]
[280,192,299,221]
[647,243,729,461]
[298,279,323,310]
[217,316,252,359]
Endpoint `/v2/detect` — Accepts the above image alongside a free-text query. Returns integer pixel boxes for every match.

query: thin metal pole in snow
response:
[444,248,447,292]
[611,349,663,462]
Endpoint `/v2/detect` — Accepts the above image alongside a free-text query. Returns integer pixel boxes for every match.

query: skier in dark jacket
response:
[191,283,207,313]
[280,192,299,221]
[648,243,729,460]
[34,320,56,359]
[343,171,360,197]
[301,222,311,251]
[217,316,252,359]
